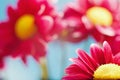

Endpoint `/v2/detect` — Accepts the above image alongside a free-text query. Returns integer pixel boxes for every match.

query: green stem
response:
[39,57,48,80]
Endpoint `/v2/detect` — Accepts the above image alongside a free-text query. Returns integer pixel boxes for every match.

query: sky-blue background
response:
[0,0,95,80]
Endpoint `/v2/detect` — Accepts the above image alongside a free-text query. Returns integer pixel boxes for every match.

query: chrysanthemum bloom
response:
[62,41,120,80]
[62,0,120,43]
[0,0,61,65]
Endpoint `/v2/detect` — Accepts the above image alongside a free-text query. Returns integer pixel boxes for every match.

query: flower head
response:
[0,0,60,65]
[63,41,120,80]
[62,0,120,43]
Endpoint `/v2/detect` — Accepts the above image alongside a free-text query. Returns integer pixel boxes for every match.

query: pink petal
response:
[7,6,20,22]
[89,0,104,5]
[96,25,115,36]
[64,4,82,18]
[12,40,32,58]
[77,49,98,71]
[90,43,106,64]
[21,56,27,64]
[101,0,119,12]
[32,37,47,61]
[18,0,41,14]
[70,58,93,75]
[0,59,4,69]
[65,64,92,77]
[62,74,91,80]
[103,41,113,63]
[0,22,15,46]
[113,52,120,65]
[36,15,54,35]
[77,0,90,13]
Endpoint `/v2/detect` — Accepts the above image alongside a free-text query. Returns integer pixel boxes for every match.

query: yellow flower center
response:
[94,64,120,79]
[86,7,113,26]
[15,15,36,40]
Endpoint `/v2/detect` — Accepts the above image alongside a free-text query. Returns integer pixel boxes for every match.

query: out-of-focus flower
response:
[62,0,120,43]
[62,41,120,80]
[0,0,61,66]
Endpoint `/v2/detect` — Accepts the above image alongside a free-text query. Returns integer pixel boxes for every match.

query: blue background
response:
[0,0,95,80]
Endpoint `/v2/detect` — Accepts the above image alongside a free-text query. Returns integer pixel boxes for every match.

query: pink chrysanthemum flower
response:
[62,0,120,43]
[63,41,120,80]
[0,0,61,67]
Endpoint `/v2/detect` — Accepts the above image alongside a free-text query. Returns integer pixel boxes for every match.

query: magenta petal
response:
[62,74,91,80]
[90,44,106,65]
[12,40,32,58]
[32,37,47,61]
[113,52,120,65]
[36,15,54,35]
[21,56,27,64]
[77,0,90,13]
[0,59,4,69]
[101,0,119,12]
[103,41,113,63]
[18,0,41,14]
[89,0,104,5]
[65,64,92,77]
[0,22,15,47]
[64,5,82,18]
[96,25,115,36]
[77,49,98,71]
[70,58,93,75]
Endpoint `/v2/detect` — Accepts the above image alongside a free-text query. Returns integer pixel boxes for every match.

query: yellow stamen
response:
[86,7,113,26]
[15,15,36,40]
[94,64,120,79]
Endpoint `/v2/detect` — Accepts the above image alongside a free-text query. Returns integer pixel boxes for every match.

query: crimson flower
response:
[0,0,60,67]
[62,0,120,43]
[63,41,120,80]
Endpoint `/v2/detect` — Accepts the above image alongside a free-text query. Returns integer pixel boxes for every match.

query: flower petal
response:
[36,15,54,35]
[90,43,106,64]
[70,58,93,75]
[96,25,115,36]
[113,52,120,65]
[65,64,92,77]
[32,37,47,61]
[76,49,98,72]
[103,41,113,63]
[62,73,91,80]
[101,0,119,12]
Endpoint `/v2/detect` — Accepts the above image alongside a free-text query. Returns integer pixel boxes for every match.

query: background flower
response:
[62,0,120,43]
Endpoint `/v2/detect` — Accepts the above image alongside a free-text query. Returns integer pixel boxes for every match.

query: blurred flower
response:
[62,41,120,80]
[0,0,60,66]
[62,0,120,43]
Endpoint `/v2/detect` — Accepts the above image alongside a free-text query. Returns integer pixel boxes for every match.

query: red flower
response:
[0,0,60,66]
[62,0,120,43]
[63,41,120,80]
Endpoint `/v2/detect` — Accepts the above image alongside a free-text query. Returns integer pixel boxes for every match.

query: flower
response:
[62,0,120,43]
[0,0,60,64]
[62,41,120,80]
